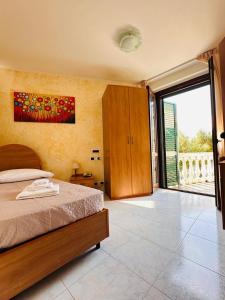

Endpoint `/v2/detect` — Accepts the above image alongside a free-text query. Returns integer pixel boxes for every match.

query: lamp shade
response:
[72,162,80,170]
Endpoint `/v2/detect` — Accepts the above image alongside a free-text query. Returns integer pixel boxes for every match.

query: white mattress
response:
[0,179,104,249]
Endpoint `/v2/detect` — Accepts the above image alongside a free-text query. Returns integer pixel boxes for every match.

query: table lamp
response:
[72,162,80,175]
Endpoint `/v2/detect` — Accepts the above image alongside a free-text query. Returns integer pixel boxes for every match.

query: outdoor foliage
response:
[179,130,213,153]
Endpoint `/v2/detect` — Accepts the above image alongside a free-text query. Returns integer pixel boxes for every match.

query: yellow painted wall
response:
[0,68,134,181]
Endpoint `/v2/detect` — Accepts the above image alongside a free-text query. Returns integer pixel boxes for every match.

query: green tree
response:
[178,131,190,153]
[178,130,213,153]
[190,130,213,152]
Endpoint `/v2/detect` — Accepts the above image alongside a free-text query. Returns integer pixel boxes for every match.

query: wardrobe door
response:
[129,87,152,196]
[108,86,132,199]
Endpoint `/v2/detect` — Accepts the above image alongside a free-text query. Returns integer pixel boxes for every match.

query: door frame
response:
[156,73,218,197]
[209,57,220,207]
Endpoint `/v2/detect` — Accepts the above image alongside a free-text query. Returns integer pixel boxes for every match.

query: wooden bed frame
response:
[0,144,109,300]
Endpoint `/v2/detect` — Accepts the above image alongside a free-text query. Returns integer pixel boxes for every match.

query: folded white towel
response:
[16,180,59,200]
[25,182,55,192]
[31,178,50,186]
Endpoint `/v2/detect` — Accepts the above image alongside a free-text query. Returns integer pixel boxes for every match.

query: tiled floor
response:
[15,189,225,300]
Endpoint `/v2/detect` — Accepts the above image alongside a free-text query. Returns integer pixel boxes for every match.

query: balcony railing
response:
[178,152,214,185]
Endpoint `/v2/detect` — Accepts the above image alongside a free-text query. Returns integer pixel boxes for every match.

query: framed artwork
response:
[14,92,75,123]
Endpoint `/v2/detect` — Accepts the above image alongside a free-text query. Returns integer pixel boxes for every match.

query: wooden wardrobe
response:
[102,85,153,199]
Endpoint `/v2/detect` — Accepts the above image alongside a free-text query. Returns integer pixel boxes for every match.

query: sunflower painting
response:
[14,92,75,123]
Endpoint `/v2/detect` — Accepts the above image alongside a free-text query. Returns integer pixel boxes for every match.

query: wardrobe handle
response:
[131,136,134,144]
[127,136,130,144]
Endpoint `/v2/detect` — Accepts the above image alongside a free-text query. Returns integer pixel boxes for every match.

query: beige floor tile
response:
[54,290,74,300]
[59,249,109,288]
[14,273,65,300]
[107,236,175,284]
[190,219,225,246]
[178,234,225,276]
[154,256,225,300]
[69,255,150,300]
[143,287,171,300]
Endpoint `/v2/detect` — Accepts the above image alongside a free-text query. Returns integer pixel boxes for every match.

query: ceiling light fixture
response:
[116,26,142,53]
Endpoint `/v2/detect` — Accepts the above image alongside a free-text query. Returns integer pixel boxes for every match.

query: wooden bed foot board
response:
[0,208,109,300]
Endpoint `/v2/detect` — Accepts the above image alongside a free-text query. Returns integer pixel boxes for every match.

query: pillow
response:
[0,169,54,183]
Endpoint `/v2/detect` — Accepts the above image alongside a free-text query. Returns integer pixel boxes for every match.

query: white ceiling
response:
[0,0,225,83]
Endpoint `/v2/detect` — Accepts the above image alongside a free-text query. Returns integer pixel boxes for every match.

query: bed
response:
[0,144,109,300]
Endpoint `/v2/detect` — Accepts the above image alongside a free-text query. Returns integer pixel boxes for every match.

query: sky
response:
[164,85,212,138]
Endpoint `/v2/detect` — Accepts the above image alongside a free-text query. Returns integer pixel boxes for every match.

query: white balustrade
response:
[178,152,214,185]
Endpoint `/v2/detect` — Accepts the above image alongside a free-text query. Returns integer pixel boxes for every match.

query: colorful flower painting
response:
[14,92,75,123]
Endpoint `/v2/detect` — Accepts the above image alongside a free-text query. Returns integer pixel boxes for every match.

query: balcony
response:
[171,152,215,195]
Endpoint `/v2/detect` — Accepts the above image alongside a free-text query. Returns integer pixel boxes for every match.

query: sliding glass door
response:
[157,74,217,197]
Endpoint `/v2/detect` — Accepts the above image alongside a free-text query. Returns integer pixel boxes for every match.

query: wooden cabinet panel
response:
[129,87,152,195]
[102,85,152,199]
[219,37,225,129]
[103,86,132,199]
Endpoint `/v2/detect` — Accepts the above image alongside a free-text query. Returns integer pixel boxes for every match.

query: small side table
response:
[70,174,95,188]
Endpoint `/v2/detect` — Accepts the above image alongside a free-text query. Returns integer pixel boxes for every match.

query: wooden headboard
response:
[0,144,41,171]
